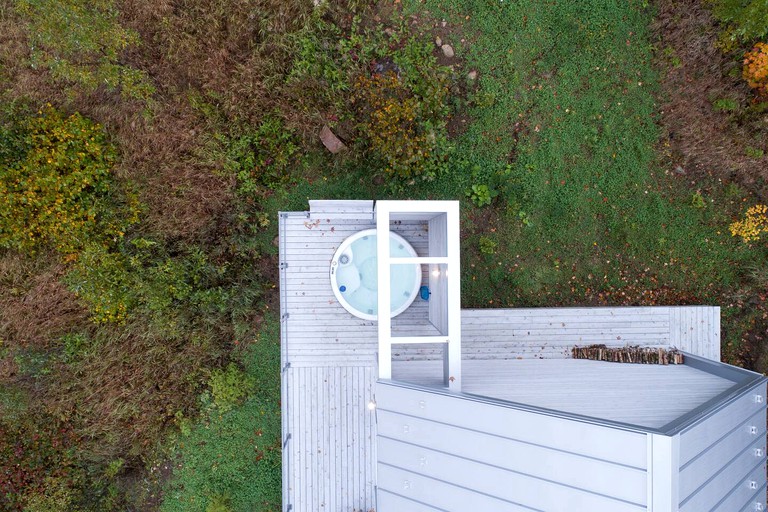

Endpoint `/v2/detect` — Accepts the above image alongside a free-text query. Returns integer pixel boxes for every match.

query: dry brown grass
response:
[44,320,220,462]
[653,0,768,199]
[0,252,88,350]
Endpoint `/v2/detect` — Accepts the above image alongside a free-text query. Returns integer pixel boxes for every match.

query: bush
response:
[730,204,768,242]
[744,42,768,95]
[217,117,300,194]
[66,241,231,325]
[352,37,453,181]
[711,0,768,44]
[16,0,154,101]
[209,363,255,412]
[0,412,80,512]
[0,105,139,258]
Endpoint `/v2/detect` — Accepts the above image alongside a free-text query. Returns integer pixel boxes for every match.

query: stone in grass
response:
[320,125,347,154]
[435,35,442,47]
[467,70,478,81]
[441,44,455,58]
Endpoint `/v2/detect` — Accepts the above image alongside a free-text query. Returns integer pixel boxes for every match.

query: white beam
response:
[648,433,680,511]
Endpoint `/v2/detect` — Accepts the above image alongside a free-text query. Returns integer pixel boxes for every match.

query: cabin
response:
[279,199,767,512]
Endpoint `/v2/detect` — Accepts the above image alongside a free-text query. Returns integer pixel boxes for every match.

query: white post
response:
[445,203,461,391]
[376,204,392,380]
[648,433,680,511]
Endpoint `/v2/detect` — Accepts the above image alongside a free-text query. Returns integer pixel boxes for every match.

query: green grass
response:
[2,0,768,508]
[396,0,765,313]
[160,312,281,512]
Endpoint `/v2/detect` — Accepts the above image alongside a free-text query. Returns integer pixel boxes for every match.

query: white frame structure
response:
[375,200,462,390]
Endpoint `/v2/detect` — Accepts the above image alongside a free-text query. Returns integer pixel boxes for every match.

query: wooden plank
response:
[377,490,448,511]
[376,381,648,468]
[648,433,680,512]
[283,366,378,512]
[377,409,647,504]
[680,382,767,466]
[308,199,373,213]
[669,306,721,361]
[734,480,767,512]
[679,437,766,512]
[378,438,645,512]
[391,359,734,429]
[377,464,554,512]
[679,408,767,501]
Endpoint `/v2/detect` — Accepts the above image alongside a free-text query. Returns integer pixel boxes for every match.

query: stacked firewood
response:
[572,344,684,365]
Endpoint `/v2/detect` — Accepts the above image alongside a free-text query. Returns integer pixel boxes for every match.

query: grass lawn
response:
[1,0,766,510]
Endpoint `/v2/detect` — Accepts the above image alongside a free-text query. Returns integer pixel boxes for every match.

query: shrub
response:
[479,236,498,255]
[712,0,768,44]
[355,71,451,179]
[16,0,154,101]
[730,204,768,242]
[352,38,453,180]
[216,117,300,194]
[744,42,768,95]
[0,412,80,512]
[209,363,255,412]
[466,184,498,207]
[66,240,231,325]
[0,105,138,258]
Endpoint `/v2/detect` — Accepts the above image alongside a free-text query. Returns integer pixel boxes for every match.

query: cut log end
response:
[572,344,684,365]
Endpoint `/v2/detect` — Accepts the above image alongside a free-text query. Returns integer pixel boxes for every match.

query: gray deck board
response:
[279,205,725,512]
[391,358,734,429]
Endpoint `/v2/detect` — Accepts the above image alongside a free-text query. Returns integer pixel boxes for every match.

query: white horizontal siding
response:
[678,381,767,511]
[376,381,648,512]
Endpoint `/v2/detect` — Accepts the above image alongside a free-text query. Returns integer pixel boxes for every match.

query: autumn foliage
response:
[743,42,768,95]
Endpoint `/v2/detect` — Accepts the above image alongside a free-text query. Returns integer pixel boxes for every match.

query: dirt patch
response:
[652,0,768,199]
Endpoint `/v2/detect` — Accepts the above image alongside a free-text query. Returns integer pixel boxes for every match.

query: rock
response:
[441,44,455,58]
[320,125,347,154]
[435,35,442,47]
[467,70,478,80]
[674,166,686,175]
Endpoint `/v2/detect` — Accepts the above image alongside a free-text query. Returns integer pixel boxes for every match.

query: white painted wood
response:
[375,201,461,390]
[679,437,765,512]
[283,366,377,512]
[678,381,768,512]
[376,381,649,468]
[377,409,647,503]
[380,437,645,512]
[378,466,536,512]
[679,382,768,466]
[279,205,740,512]
[648,434,680,512]
[376,205,393,380]
[392,358,734,429]
[376,381,648,512]
[732,479,767,512]
[308,199,374,219]
[377,490,447,511]
[670,306,721,361]
[679,408,767,500]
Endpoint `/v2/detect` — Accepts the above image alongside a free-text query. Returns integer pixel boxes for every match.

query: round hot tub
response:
[330,229,421,320]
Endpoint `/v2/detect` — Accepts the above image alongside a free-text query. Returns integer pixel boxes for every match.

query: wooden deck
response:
[391,358,734,428]
[279,201,726,512]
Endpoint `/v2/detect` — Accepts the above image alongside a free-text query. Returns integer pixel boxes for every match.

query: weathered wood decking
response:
[279,203,726,512]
